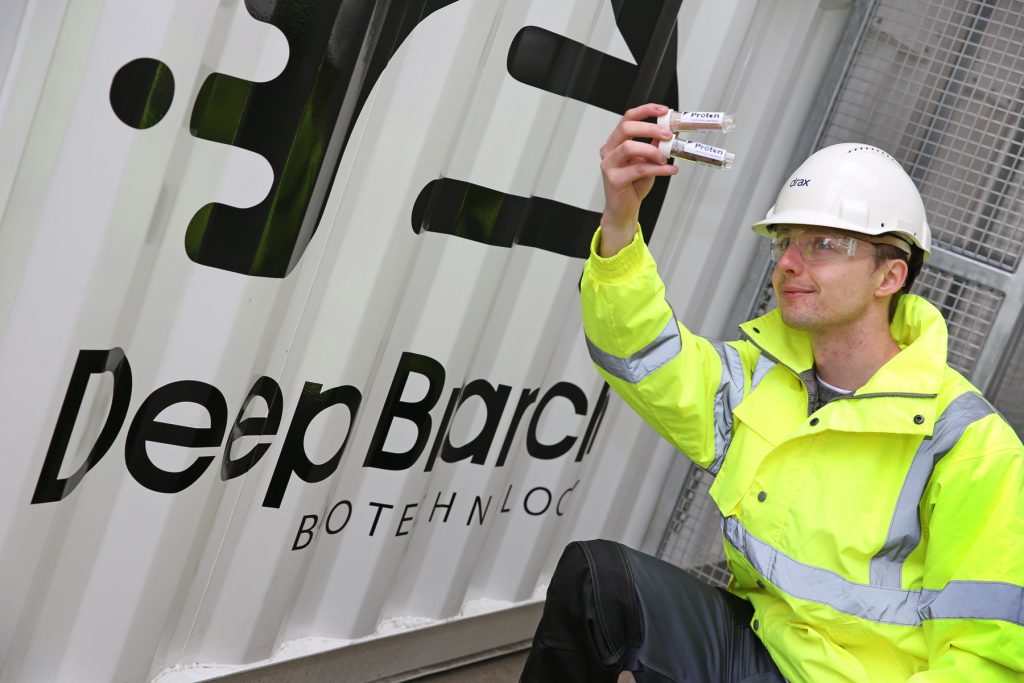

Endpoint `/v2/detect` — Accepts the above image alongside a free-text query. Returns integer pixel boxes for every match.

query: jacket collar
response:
[738,294,948,398]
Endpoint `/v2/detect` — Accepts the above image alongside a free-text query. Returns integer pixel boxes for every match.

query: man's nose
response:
[775,241,803,271]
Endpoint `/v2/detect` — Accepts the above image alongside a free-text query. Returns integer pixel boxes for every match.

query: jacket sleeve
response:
[580,226,757,470]
[908,417,1024,681]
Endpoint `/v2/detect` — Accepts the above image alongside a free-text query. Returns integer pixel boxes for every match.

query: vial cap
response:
[658,138,673,159]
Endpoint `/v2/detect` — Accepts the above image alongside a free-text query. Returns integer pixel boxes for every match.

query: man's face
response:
[769,225,885,333]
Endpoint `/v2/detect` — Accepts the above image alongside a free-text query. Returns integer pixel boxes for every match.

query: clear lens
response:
[769,236,791,261]
[770,231,861,262]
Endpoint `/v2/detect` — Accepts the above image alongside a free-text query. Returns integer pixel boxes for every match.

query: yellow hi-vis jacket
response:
[581,228,1024,681]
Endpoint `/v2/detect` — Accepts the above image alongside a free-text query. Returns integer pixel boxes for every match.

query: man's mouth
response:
[780,285,815,299]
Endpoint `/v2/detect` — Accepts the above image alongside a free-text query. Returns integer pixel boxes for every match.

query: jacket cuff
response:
[587,225,650,283]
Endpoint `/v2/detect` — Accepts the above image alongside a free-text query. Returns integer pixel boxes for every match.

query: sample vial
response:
[658,109,735,133]
[659,137,735,169]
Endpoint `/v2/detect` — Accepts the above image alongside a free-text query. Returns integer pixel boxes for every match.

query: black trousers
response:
[521,540,785,683]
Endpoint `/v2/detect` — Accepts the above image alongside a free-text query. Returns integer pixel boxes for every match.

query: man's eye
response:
[812,237,838,251]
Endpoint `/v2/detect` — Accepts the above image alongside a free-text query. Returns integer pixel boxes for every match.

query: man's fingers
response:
[602,140,675,191]
[605,162,678,187]
[602,140,667,168]
[623,102,669,122]
[601,120,672,158]
[598,104,676,228]
[622,120,673,140]
[600,103,672,158]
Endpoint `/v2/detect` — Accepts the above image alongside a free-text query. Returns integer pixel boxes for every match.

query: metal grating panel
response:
[656,464,730,588]
[820,0,1024,272]
[990,329,1024,433]
[747,257,777,321]
[909,266,1004,374]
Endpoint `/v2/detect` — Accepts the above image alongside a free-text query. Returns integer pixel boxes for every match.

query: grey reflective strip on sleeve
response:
[920,581,1024,625]
[750,355,776,393]
[870,392,996,588]
[585,315,681,384]
[723,516,1024,627]
[707,342,746,475]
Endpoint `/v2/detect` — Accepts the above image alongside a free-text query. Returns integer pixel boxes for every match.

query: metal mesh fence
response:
[656,464,730,588]
[749,266,777,321]
[821,0,1024,271]
[909,266,1005,373]
[991,327,1024,430]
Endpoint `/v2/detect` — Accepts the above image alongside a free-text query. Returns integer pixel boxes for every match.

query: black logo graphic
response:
[109,0,681,277]
[32,348,608,508]
[109,58,175,129]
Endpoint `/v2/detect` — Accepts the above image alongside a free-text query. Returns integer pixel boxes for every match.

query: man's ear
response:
[876,258,908,298]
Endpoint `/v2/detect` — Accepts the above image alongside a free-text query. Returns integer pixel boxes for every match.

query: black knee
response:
[544,541,591,603]
[542,540,643,664]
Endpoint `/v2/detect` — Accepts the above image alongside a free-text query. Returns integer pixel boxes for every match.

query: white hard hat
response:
[751,143,931,256]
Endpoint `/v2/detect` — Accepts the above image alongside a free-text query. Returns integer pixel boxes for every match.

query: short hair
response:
[871,240,915,322]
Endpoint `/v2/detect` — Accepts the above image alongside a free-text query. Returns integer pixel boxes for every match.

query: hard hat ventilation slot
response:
[843,145,896,163]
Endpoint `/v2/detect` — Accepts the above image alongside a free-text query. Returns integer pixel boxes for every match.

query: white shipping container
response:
[0,0,855,680]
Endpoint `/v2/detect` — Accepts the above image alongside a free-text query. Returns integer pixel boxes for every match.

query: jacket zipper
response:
[742,335,816,416]
[742,335,936,416]
[830,391,937,401]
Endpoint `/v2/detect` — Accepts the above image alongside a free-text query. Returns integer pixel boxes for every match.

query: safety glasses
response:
[770,229,874,262]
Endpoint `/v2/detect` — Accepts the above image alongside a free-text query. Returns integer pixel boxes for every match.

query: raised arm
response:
[597,103,678,256]
[582,104,758,470]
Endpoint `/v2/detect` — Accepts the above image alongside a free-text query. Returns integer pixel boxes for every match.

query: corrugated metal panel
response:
[0,1,854,680]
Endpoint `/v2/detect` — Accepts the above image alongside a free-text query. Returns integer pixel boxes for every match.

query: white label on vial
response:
[678,111,724,123]
[684,141,726,162]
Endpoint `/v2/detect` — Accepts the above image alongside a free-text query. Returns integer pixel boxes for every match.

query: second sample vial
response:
[659,138,735,169]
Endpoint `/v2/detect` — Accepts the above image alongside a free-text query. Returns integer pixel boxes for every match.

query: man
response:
[520,103,1024,681]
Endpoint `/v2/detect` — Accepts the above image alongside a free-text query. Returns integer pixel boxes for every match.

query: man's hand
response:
[598,103,678,257]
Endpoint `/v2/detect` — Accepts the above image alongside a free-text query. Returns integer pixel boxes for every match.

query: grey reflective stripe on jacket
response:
[708,342,745,475]
[585,315,681,384]
[870,392,996,587]
[750,354,775,393]
[707,345,775,475]
[920,581,1024,624]
[723,515,1024,627]
[723,515,921,625]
